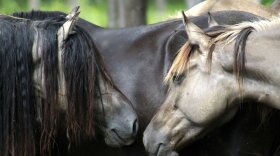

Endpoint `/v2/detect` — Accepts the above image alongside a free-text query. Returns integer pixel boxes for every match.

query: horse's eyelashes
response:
[172,74,185,85]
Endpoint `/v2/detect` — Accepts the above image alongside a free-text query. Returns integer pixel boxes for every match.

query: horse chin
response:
[155,144,179,156]
[104,130,135,147]
[168,151,179,156]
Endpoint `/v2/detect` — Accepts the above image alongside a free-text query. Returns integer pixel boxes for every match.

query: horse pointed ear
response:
[182,11,210,51]
[66,6,80,20]
[57,6,80,43]
[207,12,218,27]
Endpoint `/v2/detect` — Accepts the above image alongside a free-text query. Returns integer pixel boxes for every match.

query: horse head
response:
[0,7,138,156]
[144,12,280,156]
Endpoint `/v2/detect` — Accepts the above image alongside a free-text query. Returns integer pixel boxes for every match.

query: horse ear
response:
[66,6,80,20]
[57,6,80,43]
[207,12,218,27]
[182,11,210,52]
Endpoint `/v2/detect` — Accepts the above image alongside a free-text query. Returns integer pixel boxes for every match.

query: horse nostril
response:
[132,119,138,136]
[111,128,122,138]
[155,143,164,156]
[111,128,116,134]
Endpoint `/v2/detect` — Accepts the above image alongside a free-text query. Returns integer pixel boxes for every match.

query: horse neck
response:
[242,79,280,110]
[244,30,280,82]
[77,18,102,33]
[231,32,280,110]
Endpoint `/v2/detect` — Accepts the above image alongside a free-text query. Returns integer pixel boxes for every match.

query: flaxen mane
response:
[0,12,115,156]
[165,18,280,86]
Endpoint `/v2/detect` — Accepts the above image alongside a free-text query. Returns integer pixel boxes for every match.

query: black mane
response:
[12,10,67,21]
[0,15,63,156]
[0,16,36,156]
[0,13,113,156]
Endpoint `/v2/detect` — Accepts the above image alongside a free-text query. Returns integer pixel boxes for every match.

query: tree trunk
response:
[68,0,79,9]
[272,0,280,12]
[29,0,40,10]
[108,0,120,28]
[185,0,203,9]
[108,0,147,28]
[119,0,147,27]
[155,0,167,16]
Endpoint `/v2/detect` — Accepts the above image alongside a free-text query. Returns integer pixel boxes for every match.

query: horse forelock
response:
[164,41,196,85]
[37,19,62,155]
[61,24,120,144]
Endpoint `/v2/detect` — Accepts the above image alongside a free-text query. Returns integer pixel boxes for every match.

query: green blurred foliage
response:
[0,0,108,26]
[0,0,276,27]
[262,0,274,5]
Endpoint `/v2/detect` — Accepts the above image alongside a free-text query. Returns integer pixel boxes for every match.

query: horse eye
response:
[173,104,178,110]
[172,74,185,85]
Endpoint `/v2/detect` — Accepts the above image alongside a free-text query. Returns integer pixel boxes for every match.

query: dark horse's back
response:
[13,10,280,156]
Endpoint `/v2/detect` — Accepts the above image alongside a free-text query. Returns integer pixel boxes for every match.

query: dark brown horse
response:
[0,8,138,156]
[13,10,280,156]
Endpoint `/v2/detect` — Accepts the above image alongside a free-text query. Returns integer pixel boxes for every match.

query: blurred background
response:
[0,0,275,27]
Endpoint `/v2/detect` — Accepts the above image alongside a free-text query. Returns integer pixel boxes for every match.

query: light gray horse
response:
[143,12,280,156]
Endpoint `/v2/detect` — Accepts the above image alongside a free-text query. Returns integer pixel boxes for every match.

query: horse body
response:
[143,12,280,156]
